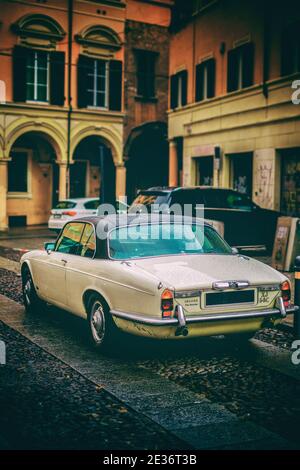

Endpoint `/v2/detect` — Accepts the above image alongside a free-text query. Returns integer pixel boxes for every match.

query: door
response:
[230,152,253,197]
[70,161,87,198]
[196,157,214,186]
[281,149,300,217]
[34,251,68,307]
[65,223,97,316]
[39,222,85,307]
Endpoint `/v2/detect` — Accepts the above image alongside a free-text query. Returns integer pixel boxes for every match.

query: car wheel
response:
[22,267,44,314]
[87,295,118,351]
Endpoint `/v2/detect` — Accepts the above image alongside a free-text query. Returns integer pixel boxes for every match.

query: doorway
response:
[196,156,214,186]
[230,152,253,197]
[280,148,300,216]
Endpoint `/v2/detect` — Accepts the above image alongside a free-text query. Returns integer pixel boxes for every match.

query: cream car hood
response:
[132,254,286,290]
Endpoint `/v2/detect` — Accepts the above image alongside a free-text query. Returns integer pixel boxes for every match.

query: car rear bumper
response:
[110,302,298,328]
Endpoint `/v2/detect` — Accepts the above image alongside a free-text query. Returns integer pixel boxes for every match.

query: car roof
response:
[71,214,211,234]
[62,197,99,202]
[140,186,239,194]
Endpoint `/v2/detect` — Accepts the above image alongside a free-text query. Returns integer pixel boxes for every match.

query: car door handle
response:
[61,259,68,265]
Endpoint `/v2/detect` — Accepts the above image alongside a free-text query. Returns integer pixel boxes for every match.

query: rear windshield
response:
[108,223,231,260]
[54,201,76,209]
[129,193,169,212]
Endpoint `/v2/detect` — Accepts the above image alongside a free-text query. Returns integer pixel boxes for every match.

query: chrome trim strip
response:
[110,305,298,326]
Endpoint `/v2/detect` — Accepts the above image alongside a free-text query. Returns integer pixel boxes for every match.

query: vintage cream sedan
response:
[20,215,298,350]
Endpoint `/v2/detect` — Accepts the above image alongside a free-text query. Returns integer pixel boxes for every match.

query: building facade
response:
[124,0,171,201]
[168,0,300,217]
[0,0,172,229]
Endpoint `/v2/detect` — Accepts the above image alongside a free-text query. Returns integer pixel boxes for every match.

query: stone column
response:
[0,160,8,231]
[58,162,67,201]
[116,165,126,199]
[169,140,178,187]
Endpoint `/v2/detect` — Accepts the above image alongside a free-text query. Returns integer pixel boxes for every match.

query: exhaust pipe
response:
[175,305,189,337]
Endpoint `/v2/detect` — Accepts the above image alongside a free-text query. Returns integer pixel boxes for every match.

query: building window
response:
[13,46,65,106]
[135,50,157,99]
[195,58,215,101]
[26,50,49,102]
[8,152,28,193]
[227,42,254,92]
[77,55,122,111]
[86,59,109,109]
[170,70,188,109]
[281,22,300,76]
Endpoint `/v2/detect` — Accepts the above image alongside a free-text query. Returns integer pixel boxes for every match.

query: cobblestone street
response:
[0,244,300,450]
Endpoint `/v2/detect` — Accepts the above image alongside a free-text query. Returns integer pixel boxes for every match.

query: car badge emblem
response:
[212,280,249,290]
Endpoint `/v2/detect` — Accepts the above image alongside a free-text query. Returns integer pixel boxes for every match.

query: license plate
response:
[53,214,61,219]
[205,290,255,307]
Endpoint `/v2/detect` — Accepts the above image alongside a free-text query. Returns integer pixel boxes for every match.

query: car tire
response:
[22,267,44,314]
[87,294,118,351]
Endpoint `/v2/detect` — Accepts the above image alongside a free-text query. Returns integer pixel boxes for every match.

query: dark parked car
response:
[129,187,280,253]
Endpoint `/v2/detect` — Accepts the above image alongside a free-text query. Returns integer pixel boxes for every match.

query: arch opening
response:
[125,122,169,203]
[71,136,116,203]
[8,131,60,227]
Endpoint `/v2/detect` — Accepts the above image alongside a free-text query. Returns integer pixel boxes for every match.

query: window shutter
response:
[227,48,238,92]
[170,74,178,108]
[181,69,188,106]
[207,58,216,98]
[77,55,91,108]
[50,51,65,106]
[13,46,28,102]
[109,60,122,111]
[242,43,254,88]
[195,63,204,102]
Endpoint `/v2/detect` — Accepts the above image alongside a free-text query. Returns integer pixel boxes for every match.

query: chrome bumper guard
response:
[111,299,299,329]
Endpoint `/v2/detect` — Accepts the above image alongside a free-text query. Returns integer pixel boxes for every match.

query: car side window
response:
[226,192,253,211]
[55,222,85,255]
[79,224,96,258]
[84,200,100,210]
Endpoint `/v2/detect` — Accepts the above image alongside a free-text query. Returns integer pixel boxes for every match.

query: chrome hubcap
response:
[91,302,105,343]
[23,278,32,305]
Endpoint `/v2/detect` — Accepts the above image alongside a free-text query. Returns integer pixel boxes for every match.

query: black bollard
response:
[294,256,300,339]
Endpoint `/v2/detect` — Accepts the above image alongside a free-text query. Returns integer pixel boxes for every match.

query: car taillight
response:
[280,280,291,307]
[161,289,174,318]
[62,211,77,216]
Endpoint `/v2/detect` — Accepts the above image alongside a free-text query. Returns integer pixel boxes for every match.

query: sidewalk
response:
[0,225,53,240]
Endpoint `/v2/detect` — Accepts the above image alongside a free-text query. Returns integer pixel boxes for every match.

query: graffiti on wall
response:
[254,160,274,209]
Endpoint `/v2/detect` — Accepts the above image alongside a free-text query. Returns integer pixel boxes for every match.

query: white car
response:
[48,198,129,232]
[21,214,298,352]
[48,198,100,232]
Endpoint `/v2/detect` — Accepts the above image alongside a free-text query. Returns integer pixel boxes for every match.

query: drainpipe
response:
[262,0,269,99]
[66,0,73,197]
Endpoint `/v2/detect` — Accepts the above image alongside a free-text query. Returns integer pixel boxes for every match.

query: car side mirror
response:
[44,242,55,253]
[231,247,239,255]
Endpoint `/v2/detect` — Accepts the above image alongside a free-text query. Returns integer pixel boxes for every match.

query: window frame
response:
[7,148,32,199]
[55,222,97,259]
[86,58,109,110]
[227,42,254,93]
[135,49,157,100]
[26,50,50,104]
[195,57,216,102]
